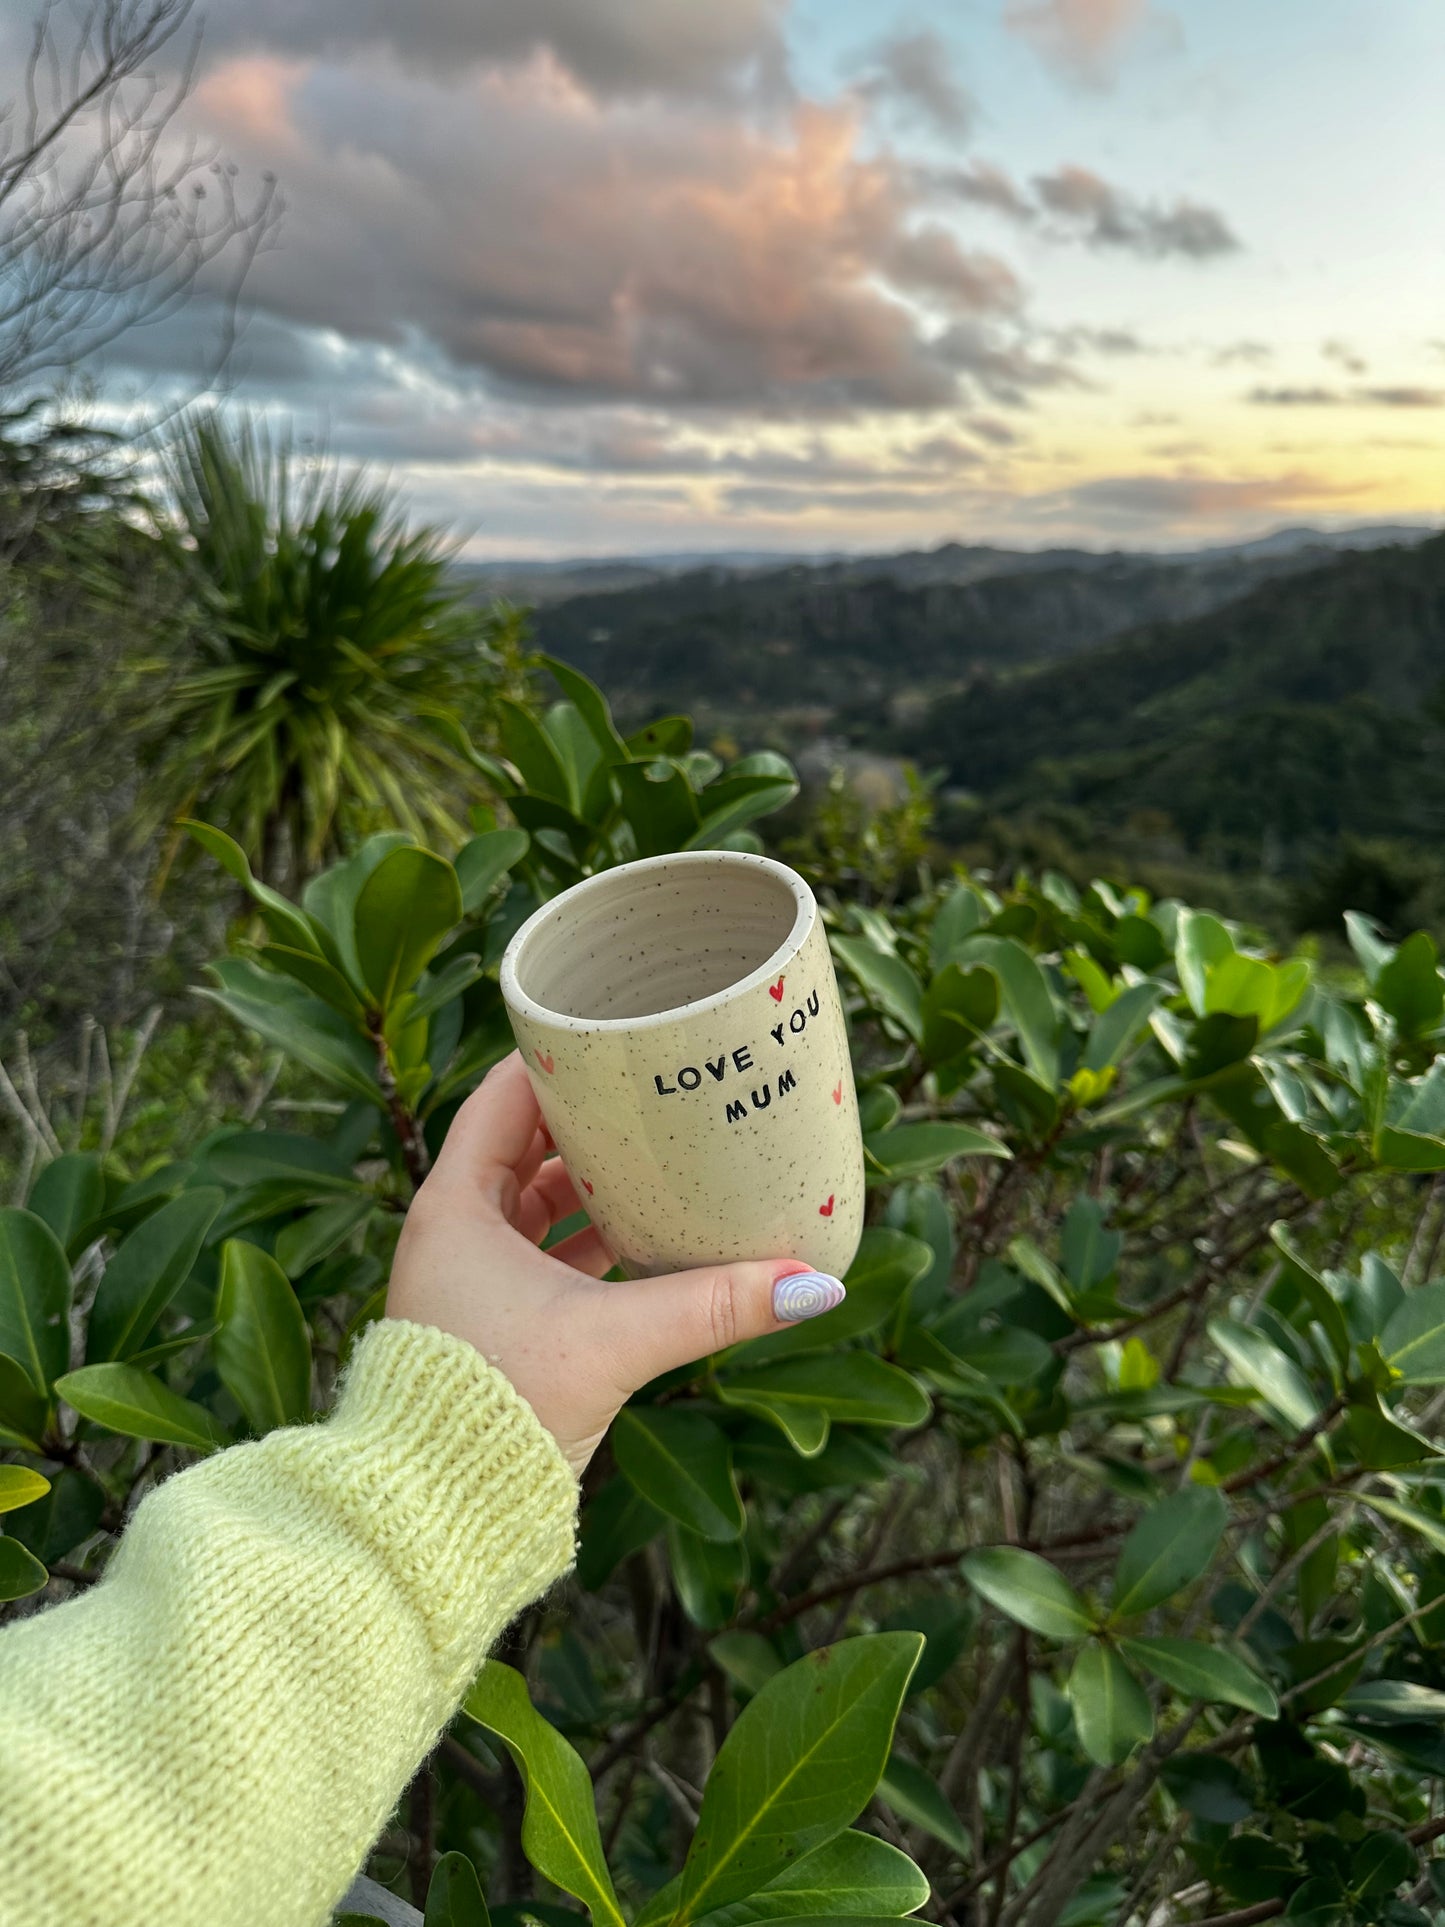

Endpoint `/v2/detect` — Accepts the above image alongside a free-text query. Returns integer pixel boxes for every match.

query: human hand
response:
[386,1052,846,1474]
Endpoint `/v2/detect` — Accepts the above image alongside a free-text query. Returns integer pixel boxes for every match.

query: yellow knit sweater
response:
[0,1318,580,1927]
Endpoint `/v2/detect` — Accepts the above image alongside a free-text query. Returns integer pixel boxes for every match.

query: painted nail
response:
[772,1270,846,1323]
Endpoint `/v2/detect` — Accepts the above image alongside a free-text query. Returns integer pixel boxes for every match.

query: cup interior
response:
[508,856,805,1023]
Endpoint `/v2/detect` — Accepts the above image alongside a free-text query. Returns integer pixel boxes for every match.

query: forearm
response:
[0,1319,578,1927]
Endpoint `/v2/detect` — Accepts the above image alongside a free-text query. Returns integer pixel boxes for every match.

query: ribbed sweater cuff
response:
[304,1318,579,1684]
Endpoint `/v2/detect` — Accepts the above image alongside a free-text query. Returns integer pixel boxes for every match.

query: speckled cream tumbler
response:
[499,851,864,1278]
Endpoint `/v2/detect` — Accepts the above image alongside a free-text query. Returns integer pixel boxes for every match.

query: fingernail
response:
[772,1269,846,1322]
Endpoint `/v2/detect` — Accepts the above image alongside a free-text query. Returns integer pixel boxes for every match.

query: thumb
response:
[588,1260,847,1393]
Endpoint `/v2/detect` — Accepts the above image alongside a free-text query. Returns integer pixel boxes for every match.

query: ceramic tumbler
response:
[499,851,864,1278]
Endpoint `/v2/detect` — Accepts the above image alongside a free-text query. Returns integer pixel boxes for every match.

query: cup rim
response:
[500,850,816,1034]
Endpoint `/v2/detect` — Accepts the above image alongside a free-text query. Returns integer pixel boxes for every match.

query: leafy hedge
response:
[6,665,1445,1927]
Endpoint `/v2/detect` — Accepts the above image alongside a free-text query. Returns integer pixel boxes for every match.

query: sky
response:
[37,0,1445,556]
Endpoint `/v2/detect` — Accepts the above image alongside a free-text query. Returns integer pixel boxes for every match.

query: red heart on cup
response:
[535,1049,555,1074]
[818,1194,835,1217]
[769,975,785,1002]
[582,1177,594,1195]
[832,1082,842,1105]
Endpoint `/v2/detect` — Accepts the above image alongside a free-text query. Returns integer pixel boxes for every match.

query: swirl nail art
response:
[772,1270,847,1322]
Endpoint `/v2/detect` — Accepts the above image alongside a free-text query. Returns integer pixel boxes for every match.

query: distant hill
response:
[528,545,1356,726]
[891,533,1445,868]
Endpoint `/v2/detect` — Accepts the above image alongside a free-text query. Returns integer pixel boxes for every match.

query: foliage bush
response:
[7,664,1445,1927]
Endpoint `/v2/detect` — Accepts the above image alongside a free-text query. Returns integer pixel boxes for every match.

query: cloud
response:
[921,160,1239,259]
[857,30,973,136]
[182,55,1052,417]
[1247,384,1444,409]
[1038,468,1357,528]
[1322,337,1367,376]
[194,0,791,100]
[1213,340,1273,367]
[1033,166,1238,257]
[1004,0,1153,85]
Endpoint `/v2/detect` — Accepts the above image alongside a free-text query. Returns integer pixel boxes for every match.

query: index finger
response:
[431,1051,541,1188]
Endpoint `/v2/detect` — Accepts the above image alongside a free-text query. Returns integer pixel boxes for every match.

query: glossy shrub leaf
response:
[614,761,701,857]
[878,1757,972,1858]
[575,1476,666,1591]
[182,819,326,956]
[704,1829,929,1926]
[200,960,380,1104]
[0,1536,49,1602]
[674,1633,923,1923]
[1176,911,1234,1017]
[709,1631,784,1699]
[1339,1678,1445,1723]
[1121,1636,1278,1717]
[864,1121,1009,1180]
[203,1130,357,1191]
[1083,981,1164,1073]
[718,1353,930,1438]
[215,1240,313,1433]
[0,1207,73,1392]
[1068,1644,1153,1766]
[832,937,924,1044]
[455,828,530,914]
[1111,1487,1227,1618]
[613,1406,744,1542]
[920,963,998,1068]
[425,1852,491,1927]
[961,1547,1095,1639]
[463,1661,625,1927]
[668,1521,748,1629]
[1208,1317,1318,1432]
[56,1363,229,1451]
[1376,1063,1445,1172]
[0,1352,49,1450]
[5,1468,103,1563]
[275,1195,374,1277]
[0,1466,49,1513]
[27,1153,104,1257]
[953,935,1060,1085]
[354,845,463,1009]
[1375,930,1445,1037]
[1381,1282,1445,1385]
[88,1187,225,1363]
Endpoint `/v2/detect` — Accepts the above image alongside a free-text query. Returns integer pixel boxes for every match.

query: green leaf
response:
[832,937,924,1044]
[1060,1199,1121,1294]
[674,1633,922,1924]
[1374,931,1444,1038]
[255,944,368,1020]
[215,1240,313,1433]
[200,959,380,1104]
[1340,1678,1445,1723]
[688,764,800,847]
[499,698,574,805]
[87,1187,225,1363]
[204,1131,357,1191]
[0,1466,50,1513]
[704,1830,929,1927]
[613,1406,744,1542]
[1345,910,1395,985]
[0,1351,49,1450]
[961,1547,1095,1639]
[878,1758,972,1858]
[0,1208,72,1392]
[1270,1225,1351,1371]
[182,819,325,957]
[953,935,1059,1085]
[1111,1487,1227,1618]
[539,656,630,763]
[5,1468,103,1563]
[425,1852,491,1927]
[1068,1644,1153,1766]
[668,1521,748,1629]
[929,883,989,970]
[0,1536,48,1602]
[1360,1494,1445,1559]
[575,1476,666,1591]
[708,1631,784,1699]
[920,964,998,1068]
[1382,1282,1445,1385]
[56,1363,229,1451]
[1120,1636,1278,1717]
[1176,911,1235,1017]
[864,1121,1009,1179]
[717,1354,930,1438]
[456,828,530,914]
[1377,1063,1445,1171]
[27,1153,104,1257]
[301,832,413,983]
[1208,1316,1319,1432]
[353,846,463,1010]
[614,760,701,857]
[1350,1830,1416,1899]
[275,1195,374,1277]
[463,1661,625,1927]
[1083,981,1164,1073]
